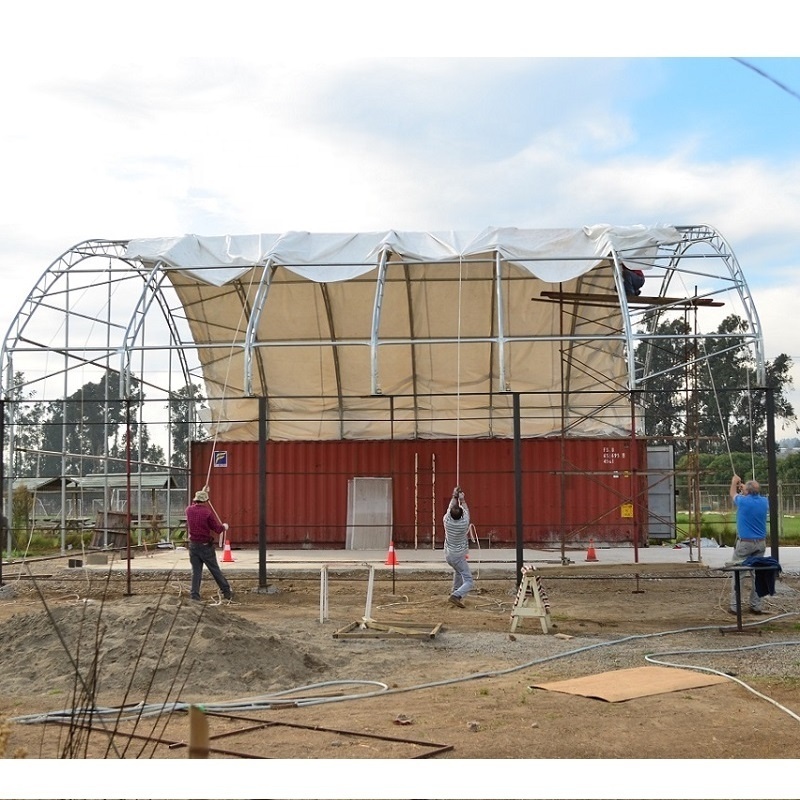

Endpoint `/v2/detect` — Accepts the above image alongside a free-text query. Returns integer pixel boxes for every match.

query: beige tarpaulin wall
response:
[124,225,680,441]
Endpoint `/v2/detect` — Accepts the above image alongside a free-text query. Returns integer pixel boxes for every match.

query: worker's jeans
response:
[189,541,232,599]
[446,552,474,599]
[730,537,766,612]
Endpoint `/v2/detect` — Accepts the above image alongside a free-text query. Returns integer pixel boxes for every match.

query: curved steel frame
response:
[1,225,767,553]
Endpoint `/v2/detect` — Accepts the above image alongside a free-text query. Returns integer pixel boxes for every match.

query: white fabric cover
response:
[125,226,679,441]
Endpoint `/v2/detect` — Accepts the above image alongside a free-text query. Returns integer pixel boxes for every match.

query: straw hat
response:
[193,490,209,502]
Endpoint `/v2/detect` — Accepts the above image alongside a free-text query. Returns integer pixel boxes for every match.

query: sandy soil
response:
[1,557,800,765]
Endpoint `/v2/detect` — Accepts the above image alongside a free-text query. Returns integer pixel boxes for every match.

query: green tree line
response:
[4,371,205,481]
[4,314,796,486]
[635,314,796,459]
[675,451,800,486]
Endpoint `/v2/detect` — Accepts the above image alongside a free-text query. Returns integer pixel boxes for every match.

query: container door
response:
[346,477,393,550]
[646,445,675,541]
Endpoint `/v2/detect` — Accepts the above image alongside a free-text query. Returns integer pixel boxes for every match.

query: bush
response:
[65,530,94,550]
[11,485,33,549]
[701,513,736,546]
[21,534,60,555]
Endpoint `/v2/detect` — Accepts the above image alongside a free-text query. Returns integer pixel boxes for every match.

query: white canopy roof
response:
[126,225,676,284]
[123,225,689,441]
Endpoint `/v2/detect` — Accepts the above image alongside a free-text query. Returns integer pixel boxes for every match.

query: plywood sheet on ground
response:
[531,665,728,703]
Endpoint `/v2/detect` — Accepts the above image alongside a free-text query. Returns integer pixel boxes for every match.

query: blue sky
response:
[2,5,800,428]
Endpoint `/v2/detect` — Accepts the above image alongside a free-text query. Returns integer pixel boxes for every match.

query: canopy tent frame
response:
[1,224,768,553]
[2,224,767,441]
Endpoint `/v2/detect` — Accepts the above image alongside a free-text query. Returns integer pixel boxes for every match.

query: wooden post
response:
[188,705,209,759]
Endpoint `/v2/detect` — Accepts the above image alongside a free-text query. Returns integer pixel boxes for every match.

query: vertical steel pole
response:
[765,385,780,560]
[630,391,640,564]
[513,392,523,587]
[258,395,268,591]
[0,397,4,587]
[125,397,133,596]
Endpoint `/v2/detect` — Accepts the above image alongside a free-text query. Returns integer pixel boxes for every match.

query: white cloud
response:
[751,282,800,425]
[2,57,800,390]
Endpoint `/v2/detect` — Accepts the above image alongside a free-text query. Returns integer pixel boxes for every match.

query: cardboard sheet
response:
[531,665,728,703]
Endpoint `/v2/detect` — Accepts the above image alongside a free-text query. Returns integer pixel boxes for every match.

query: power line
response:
[732,57,800,103]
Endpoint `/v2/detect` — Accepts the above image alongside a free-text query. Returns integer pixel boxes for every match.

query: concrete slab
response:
[72,543,800,576]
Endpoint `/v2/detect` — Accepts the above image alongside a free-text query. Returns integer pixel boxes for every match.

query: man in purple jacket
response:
[186,489,233,602]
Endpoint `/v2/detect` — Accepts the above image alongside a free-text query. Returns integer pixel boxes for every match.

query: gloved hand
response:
[453,486,461,498]
[223,522,229,531]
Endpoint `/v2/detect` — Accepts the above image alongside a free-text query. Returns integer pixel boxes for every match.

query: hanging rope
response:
[747,369,756,481]
[704,352,736,477]
[674,272,757,481]
[455,254,464,487]
[199,265,258,537]
[202,267,261,493]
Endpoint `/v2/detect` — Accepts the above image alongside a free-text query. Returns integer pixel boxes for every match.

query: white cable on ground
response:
[14,614,800,726]
[645,642,800,723]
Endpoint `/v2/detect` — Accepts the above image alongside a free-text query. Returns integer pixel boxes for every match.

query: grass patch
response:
[676,512,800,546]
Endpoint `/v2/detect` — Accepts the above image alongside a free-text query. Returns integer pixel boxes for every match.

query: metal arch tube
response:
[317,283,345,439]
[244,258,274,396]
[1,240,125,553]
[370,249,389,395]
[608,251,637,390]
[710,227,766,385]
[119,261,168,397]
[672,224,766,385]
[495,251,508,392]
[2,241,126,380]
[117,251,205,400]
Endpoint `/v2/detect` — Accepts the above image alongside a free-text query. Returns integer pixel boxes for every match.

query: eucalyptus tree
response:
[636,314,796,459]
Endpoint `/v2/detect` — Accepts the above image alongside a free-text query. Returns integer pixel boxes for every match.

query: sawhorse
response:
[510,565,552,634]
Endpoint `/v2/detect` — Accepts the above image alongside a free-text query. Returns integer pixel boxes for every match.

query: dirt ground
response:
[1,555,800,767]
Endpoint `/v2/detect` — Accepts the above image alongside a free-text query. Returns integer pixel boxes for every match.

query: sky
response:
[3,6,800,795]
[2,4,800,434]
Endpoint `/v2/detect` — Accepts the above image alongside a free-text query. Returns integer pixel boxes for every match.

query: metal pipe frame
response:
[0,227,768,536]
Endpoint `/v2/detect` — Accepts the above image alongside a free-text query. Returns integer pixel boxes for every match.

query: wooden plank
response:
[538,290,724,307]
[332,619,442,640]
[332,622,359,638]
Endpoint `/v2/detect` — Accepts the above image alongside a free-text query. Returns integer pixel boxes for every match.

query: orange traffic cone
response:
[384,540,398,566]
[585,538,599,562]
[222,540,235,563]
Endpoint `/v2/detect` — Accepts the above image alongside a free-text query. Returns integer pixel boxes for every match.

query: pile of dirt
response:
[4,565,800,765]
[0,598,332,700]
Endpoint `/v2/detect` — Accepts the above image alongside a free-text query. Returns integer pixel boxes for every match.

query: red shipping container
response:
[189,437,648,550]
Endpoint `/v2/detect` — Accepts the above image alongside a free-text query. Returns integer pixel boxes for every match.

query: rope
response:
[468,522,480,579]
[747,369,756,481]
[703,350,736,476]
[455,254,463,486]
[674,272,755,480]
[206,498,226,546]
[202,267,261,492]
